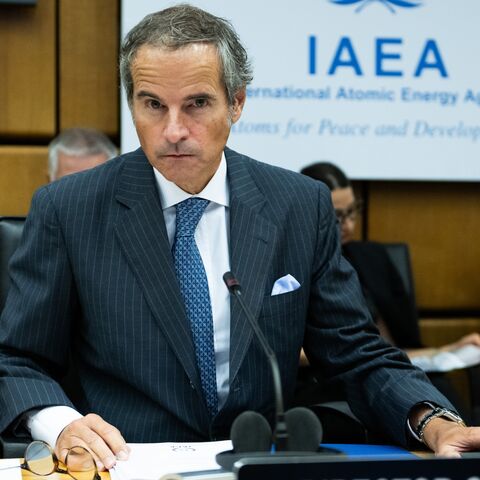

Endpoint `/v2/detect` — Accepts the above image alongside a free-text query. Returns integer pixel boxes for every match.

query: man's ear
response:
[230,88,246,124]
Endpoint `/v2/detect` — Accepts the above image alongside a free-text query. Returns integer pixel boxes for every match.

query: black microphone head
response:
[223,271,241,295]
[285,407,323,452]
[230,411,272,453]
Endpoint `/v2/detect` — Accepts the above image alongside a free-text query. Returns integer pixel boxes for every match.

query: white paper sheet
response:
[0,458,22,480]
[411,344,480,372]
[110,440,232,480]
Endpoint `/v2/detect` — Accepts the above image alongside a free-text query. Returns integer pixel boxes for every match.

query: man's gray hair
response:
[48,127,117,181]
[120,3,253,108]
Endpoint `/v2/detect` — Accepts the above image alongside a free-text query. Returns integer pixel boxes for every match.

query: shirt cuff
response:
[25,406,83,448]
[406,401,435,443]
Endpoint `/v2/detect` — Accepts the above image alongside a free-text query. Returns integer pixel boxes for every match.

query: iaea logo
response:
[329,0,423,14]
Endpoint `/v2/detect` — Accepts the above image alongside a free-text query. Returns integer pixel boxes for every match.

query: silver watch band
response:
[413,403,465,444]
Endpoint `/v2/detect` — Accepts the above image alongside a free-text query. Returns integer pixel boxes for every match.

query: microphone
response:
[223,271,288,451]
[284,407,322,452]
[230,411,272,453]
[218,272,339,471]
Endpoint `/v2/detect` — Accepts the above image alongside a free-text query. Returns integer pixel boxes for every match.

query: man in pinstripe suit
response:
[1,4,479,470]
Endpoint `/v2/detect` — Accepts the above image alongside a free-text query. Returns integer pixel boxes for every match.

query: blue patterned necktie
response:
[173,197,218,417]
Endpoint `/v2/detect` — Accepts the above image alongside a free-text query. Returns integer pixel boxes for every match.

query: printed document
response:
[110,440,232,480]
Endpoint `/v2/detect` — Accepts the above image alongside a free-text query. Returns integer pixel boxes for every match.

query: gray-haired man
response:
[48,127,117,181]
[1,4,479,472]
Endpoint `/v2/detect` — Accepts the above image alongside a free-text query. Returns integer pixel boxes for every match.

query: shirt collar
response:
[153,152,229,209]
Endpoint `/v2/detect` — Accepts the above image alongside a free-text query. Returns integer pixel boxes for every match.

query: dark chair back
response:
[0,217,27,457]
[382,242,415,297]
[0,216,86,458]
[0,217,26,312]
[383,242,480,424]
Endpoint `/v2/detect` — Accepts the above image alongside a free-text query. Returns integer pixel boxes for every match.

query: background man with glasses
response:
[1,4,480,472]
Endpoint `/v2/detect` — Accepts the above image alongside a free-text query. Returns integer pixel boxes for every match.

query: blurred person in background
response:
[300,161,480,423]
[48,127,117,181]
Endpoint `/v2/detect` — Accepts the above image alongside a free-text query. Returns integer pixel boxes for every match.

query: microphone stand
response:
[223,272,288,451]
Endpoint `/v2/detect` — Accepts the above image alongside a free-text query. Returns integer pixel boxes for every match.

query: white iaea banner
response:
[121,1,480,181]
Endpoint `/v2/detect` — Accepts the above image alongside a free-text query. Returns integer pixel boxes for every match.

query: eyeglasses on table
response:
[0,440,100,480]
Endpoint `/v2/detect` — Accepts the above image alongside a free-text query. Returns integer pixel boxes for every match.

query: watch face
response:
[442,409,464,424]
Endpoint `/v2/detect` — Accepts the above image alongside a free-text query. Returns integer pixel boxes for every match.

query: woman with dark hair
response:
[299,162,480,422]
[300,162,357,246]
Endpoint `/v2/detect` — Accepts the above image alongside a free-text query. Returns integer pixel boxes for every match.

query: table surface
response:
[0,448,434,479]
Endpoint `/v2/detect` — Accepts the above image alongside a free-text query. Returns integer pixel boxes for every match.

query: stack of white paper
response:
[411,344,480,372]
[0,459,21,480]
[110,440,232,480]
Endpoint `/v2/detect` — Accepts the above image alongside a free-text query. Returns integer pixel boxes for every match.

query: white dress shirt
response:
[26,154,231,445]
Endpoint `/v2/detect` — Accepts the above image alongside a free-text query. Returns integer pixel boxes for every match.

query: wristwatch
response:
[413,403,466,444]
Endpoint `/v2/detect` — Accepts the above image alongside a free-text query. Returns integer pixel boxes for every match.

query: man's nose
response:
[164,112,189,143]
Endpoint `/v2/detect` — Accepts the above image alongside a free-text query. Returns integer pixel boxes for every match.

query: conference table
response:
[2,447,479,480]
[0,451,455,480]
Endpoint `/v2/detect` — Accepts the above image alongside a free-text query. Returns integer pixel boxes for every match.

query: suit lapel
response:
[225,149,278,384]
[113,150,203,394]
[113,148,278,409]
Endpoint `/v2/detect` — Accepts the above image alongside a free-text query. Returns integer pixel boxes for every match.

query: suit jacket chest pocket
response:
[260,287,303,320]
[258,288,304,355]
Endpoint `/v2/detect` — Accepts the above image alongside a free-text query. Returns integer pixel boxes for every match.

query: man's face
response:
[131,43,245,194]
[331,186,357,245]
[55,152,109,180]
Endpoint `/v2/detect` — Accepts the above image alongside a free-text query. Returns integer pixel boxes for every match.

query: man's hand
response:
[55,413,130,471]
[422,418,480,457]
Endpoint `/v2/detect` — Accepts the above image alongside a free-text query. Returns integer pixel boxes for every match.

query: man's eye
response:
[148,99,161,109]
[193,98,208,108]
[346,207,355,216]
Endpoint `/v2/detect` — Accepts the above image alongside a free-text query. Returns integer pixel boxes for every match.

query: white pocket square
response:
[271,274,301,296]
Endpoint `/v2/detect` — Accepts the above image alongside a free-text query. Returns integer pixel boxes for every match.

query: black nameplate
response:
[234,454,480,480]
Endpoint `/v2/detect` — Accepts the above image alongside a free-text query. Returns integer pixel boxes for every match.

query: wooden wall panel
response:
[0,0,56,139]
[59,0,119,137]
[367,182,480,310]
[0,147,48,215]
[420,318,480,347]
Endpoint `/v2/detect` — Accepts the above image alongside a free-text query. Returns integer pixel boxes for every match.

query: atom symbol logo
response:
[329,0,423,14]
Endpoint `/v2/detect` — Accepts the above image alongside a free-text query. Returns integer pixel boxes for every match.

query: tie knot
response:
[175,197,210,237]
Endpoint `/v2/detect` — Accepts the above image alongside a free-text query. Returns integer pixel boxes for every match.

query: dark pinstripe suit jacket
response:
[0,148,452,445]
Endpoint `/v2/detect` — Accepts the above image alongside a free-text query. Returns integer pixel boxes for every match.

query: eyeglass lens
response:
[65,446,99,480]
[335,201,362,223]
[24,441,56,476]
